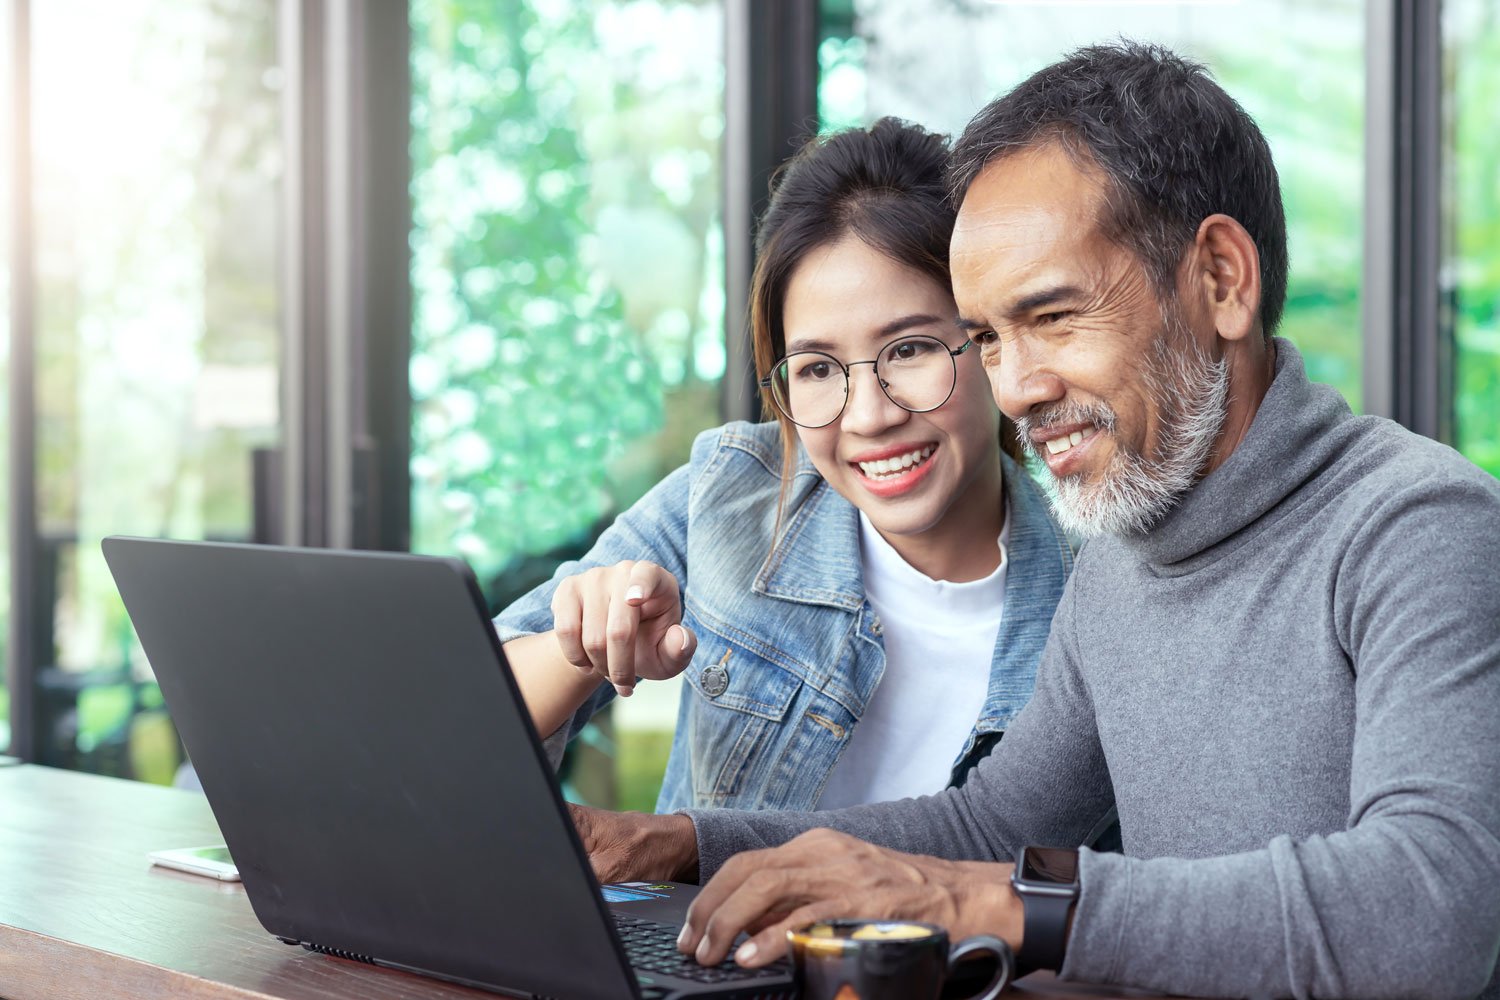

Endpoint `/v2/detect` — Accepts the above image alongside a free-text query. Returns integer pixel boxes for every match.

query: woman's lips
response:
[851,443,940,498]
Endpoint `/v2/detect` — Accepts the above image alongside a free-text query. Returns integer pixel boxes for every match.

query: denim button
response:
[700,662,729,698]
[871,617,883,637]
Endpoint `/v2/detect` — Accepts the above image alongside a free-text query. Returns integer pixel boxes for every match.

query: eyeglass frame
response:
[758,334,976,429]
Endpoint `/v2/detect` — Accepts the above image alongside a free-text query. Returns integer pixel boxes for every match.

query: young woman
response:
[497,118,1074,813]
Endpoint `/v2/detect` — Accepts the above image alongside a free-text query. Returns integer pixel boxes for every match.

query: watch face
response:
[1020,846,1079,886]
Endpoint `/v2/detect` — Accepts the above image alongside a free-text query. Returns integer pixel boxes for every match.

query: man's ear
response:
[1190,213,1261,344]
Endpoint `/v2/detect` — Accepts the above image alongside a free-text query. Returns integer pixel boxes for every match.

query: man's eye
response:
[970,330,998,347]
[1036,311,1070,326]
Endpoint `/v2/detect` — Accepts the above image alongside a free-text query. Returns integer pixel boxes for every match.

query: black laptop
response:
[102,536,795,1000]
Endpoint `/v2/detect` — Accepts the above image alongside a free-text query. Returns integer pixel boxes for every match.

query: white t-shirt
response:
[816,508,1009,810]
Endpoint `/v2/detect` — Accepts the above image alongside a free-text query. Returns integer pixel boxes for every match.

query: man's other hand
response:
[676,828,1020,967]
[568,803,699,885]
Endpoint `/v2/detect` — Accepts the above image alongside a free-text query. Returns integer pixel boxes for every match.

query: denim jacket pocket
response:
[680,620,803,806]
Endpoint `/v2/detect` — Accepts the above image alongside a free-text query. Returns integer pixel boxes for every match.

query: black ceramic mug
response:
[787,919,1014,1000]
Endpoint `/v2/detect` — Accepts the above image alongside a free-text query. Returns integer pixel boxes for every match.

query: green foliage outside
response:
[410,0,725,595]
[1450,4,1500,476]
[617,729,677,814]
[1213,44,1364,412]
[410,0,660,585]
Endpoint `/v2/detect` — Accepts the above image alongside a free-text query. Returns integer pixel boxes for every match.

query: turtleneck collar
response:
[1117,338,1356,569]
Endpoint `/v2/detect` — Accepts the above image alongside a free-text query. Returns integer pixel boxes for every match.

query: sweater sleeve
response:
[1063,476,1500,1000]
[685,575,1117,879]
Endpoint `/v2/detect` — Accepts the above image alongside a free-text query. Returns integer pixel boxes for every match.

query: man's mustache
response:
[1013,401,1118,461]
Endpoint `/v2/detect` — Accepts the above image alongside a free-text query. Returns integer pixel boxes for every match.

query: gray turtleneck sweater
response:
[682,341,1500,999]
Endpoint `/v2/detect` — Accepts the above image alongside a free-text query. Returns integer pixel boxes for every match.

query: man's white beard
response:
[1017,324,1230,538]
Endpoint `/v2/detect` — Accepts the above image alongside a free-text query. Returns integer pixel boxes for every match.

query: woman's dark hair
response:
[749,117,1024,528]
[949,41,1289,338]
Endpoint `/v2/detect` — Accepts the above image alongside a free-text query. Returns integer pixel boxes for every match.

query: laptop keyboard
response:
[612,912,789,986]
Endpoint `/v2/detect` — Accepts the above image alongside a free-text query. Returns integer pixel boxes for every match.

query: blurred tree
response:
[1450,0,1500,476]
[411,0,665,588]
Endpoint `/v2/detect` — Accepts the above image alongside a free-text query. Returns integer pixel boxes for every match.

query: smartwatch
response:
[1010,846,1080,973]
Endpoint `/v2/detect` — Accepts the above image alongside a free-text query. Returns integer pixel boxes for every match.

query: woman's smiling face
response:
[780,237,1003,579]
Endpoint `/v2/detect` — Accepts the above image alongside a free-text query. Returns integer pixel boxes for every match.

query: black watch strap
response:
[1017,889,1074,972]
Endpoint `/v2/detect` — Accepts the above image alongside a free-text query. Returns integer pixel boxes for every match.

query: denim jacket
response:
[493,421,1075,813]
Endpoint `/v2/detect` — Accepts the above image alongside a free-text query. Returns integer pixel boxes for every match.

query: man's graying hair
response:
[949,42,1289,338]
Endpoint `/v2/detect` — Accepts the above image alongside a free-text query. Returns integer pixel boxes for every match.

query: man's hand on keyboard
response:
[568,803,699,885]
[676,828,1019,968]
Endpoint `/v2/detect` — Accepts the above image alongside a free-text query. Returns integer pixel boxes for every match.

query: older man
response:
[576,43,1500,998]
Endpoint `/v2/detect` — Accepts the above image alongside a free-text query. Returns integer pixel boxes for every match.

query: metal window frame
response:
[355,2,412,554]
[277,0,409,552]
[1364,0,1452,439]
[5,0,36,760]
[279,0,326,548]
[722,0,819,425]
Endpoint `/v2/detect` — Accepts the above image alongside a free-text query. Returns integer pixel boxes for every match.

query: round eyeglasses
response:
[759,335,974,429]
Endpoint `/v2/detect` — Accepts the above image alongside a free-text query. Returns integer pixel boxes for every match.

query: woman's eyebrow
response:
[785,313,945,354]
[876,312,946,337]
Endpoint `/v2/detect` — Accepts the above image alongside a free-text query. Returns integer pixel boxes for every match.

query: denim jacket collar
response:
[752,462,864,611]
[753,447,1074,738]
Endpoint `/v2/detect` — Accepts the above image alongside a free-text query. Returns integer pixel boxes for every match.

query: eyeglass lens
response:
[770,336,959,428]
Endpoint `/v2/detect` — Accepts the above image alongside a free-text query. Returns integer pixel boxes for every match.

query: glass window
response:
[409,1,726,808]
[1446,0,1500,477]
[0,2,10,754]
[28,1,282,781]
[819,0,1366,410]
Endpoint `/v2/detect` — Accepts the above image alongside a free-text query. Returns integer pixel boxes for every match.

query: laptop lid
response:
[103,536,640,1000]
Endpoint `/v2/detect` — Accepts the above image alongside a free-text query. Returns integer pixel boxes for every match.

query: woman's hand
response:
[550,560,698,698]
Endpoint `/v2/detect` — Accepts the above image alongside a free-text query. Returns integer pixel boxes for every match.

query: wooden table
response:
[0,765,1160,999]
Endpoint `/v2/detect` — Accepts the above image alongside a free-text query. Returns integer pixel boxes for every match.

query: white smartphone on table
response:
[148,844,241,881]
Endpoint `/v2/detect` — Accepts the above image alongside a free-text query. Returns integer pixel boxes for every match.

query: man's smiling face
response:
[951,141,1230,537]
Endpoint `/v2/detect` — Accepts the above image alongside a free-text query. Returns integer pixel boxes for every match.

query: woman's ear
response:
[1191,213,1262,344]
